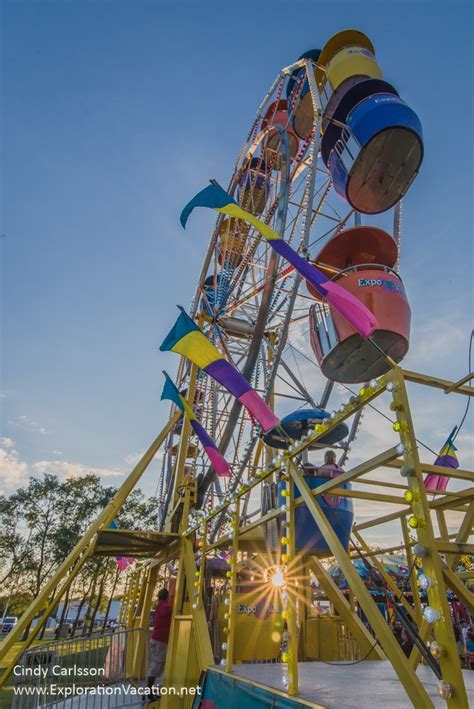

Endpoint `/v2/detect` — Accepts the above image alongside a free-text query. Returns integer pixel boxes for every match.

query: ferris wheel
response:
[158,30,423,533]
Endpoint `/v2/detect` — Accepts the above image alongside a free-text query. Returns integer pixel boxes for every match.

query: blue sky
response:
[1,1,473,540]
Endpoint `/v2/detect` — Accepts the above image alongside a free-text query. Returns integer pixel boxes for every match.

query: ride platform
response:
[92,530,179,558]
[206,662,474,708]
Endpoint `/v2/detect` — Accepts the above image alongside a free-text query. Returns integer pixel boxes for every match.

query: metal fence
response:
[11,627,148,708]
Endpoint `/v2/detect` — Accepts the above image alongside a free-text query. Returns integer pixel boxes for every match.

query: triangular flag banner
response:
[109,520,134,570]
[424,428,459,492]
[161,372,231,477]
[180,183,377,339]
[160,308,279,433]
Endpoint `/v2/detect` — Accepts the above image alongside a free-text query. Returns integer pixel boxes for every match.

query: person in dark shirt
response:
[145,588,172,701]
[400,628,414,657]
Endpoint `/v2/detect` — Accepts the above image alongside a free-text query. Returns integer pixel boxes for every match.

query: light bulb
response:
[396,443,406,455]
[221,642,228,650]
[369,379,378,389]
[423,606,441,623]
[224,598,230,606]
[400,465,414,477]
[413,544,428,558]
[220,659,226,666]
[393,421,401,432]
[386,382,395,392]
[437,681,453,699]
[430,641,443,659]
[359,388,366,397]
[192,603,197,609]
[418,574,435,590]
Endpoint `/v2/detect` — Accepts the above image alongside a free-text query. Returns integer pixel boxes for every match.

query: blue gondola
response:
[277,472,354,556]
[263,408,349,449]
[320,78,399,166]
[327,93,423,213]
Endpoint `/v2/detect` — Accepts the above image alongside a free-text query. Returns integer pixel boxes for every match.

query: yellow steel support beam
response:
[326,487,408,506]
[127,568,142,628]
[182,537,214,668]
[436,508,450,543]
[386,458,474,485]
[226,497,240,672]
[401,516,423,625]
[350,541,412,559]
[308,556,384,660]
[287,460,435,707]
[441,564,474,614]
[449,501,474,570]
[133,564,159,678]
[391,367,468,707]
[312,446,401,495]
[286,470,299,695]
[138,564,158,632]
[354,508,407,532]
[161,539,187,709]
[437,541,474,556]
[164,364,199,533]
[352,530,417,625]
[401,369,474,396]
[408,619,433,670]
[0,550,90,687]
[443,372,474,394]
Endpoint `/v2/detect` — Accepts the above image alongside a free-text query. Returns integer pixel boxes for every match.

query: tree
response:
[0,472,161,638]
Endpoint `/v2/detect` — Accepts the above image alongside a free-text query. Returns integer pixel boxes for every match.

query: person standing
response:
[146,588,172,702]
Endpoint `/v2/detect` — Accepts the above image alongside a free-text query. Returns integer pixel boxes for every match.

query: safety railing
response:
[11,627,148,708]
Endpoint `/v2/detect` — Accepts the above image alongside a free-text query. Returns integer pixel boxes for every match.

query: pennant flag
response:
[109,520,134,570]
[161,372,231,477]
[160,307,279,433]
[424,428,459,492]
[180,183,377,339]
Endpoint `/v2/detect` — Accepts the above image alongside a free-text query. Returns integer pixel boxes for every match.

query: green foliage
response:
[0,472,159,611]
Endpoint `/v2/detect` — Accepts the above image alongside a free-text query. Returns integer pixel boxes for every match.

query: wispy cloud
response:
[7,415,48,435]
[0,437,16,449]
[0,447,29,493]
[0,442,124,496]
[32,459,122,480]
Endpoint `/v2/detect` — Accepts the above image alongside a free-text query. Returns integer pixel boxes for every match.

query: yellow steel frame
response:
[2,367,472,709]
[175,367,471,707]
